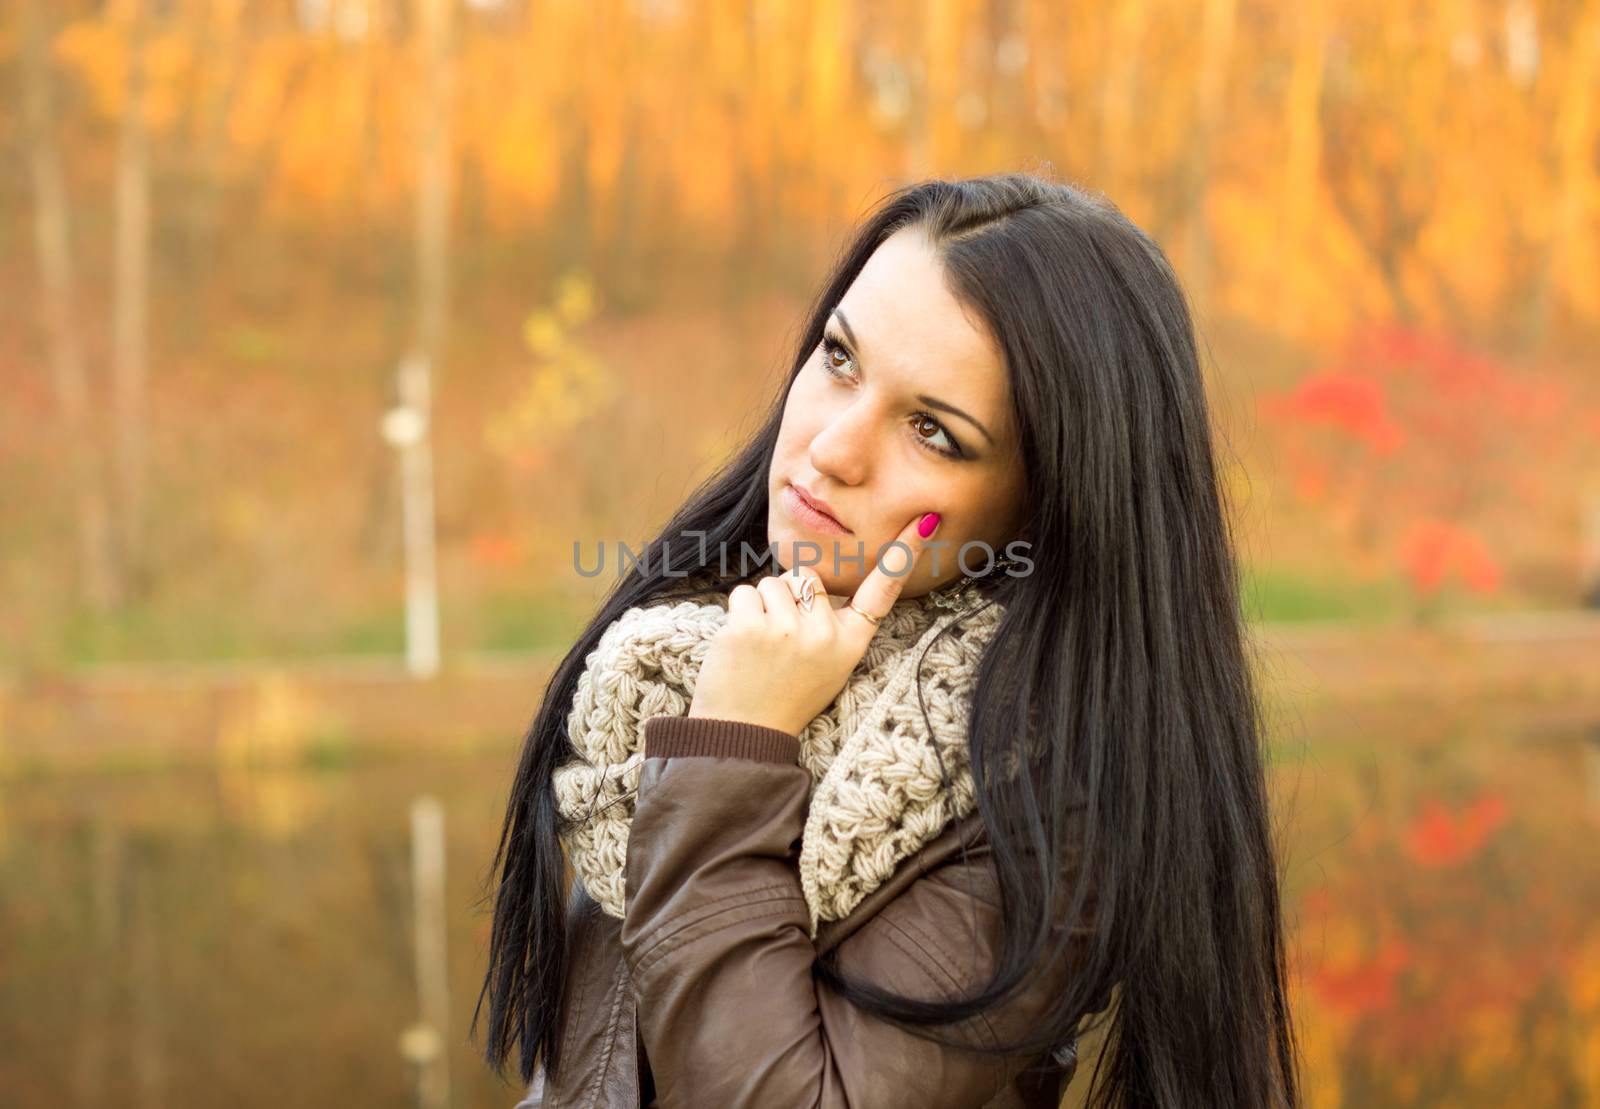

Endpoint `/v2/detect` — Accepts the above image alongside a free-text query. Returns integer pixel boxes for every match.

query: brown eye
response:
[910,413,961,458]
[819,335,855,379]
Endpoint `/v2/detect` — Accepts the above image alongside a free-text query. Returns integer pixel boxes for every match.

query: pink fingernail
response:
[918,512,940,538]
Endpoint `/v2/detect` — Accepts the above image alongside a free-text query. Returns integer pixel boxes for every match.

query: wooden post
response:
[409,796,451,1109]
[388,0,454,679]
[388,352,440,678]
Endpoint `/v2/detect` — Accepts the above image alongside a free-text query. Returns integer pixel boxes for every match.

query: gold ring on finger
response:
[846,599,883,626]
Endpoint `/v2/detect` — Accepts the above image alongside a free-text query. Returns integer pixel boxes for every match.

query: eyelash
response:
[817,334,965,460]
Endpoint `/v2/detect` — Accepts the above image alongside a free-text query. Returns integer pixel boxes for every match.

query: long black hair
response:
[474,172,1301,1107]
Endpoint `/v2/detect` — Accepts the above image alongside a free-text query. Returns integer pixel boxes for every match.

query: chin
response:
[771,533,808,572]
[769,535,828,582]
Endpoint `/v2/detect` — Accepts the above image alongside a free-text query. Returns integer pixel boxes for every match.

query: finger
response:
[727,582,764,629]
[756,575,800,634]
[843,511,941,635]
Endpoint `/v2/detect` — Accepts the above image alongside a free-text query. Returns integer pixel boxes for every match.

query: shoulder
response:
[812,808,1092,1095]
[820,802,1096,1009]
[813,810,991,956]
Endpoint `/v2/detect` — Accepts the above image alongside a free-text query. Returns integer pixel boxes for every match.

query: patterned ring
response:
[781,572,818,612]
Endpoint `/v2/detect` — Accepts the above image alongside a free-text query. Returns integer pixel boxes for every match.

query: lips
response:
[787,481,851,534]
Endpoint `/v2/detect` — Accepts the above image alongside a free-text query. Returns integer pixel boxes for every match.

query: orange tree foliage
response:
[29,0,1600,345]
[9,0,1600,654]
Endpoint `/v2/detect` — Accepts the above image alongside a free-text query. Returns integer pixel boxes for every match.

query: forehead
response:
[837,229,1012,441]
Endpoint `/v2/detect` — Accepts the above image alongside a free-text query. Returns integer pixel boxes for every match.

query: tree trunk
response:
[415,0,454,366]
[1522,0,1597,347]
[1282,0,1328,336]
[22,0,120,613]
[112,0,153,597]
[1099,0,1147,192]
[1180,0,1237,313]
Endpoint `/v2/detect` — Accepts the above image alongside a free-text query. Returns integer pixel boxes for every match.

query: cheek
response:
[929,473,1014,540]
[777,374,831,448]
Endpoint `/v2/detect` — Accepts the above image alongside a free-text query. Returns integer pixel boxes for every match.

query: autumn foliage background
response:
[1,1,1598,1107]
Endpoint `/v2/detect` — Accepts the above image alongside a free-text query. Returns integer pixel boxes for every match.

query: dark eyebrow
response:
[830,307,997,447]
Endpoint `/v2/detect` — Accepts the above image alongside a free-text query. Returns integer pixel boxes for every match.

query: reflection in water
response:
[0,753,512,1108]
[215,764,325,841]
[2,708,1598,1107]
[76,815,118,1108]
[1587,723,1600,819]
[214,673,339,839]
[1277,710,1600,1107]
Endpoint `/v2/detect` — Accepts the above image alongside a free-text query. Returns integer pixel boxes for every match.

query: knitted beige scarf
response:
[552,576,1005,939]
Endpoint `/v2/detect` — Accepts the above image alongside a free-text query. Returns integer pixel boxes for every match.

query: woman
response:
[475,173,1301,1107]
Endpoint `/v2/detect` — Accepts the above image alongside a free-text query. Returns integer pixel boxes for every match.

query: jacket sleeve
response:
[619,715,1086,1109]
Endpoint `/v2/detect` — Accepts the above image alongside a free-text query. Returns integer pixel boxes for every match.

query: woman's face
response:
[766,226,1028,600]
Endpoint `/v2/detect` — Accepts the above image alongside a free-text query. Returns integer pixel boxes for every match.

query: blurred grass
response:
[2,567,1571,672]
[9,586,590,669]
[1240,564,1571,626]
[41,597,406,667]
[1242,566,1410,624]
[465,588,589,653]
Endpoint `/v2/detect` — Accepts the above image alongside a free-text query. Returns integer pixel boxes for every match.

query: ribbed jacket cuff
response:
[642,715,800,763]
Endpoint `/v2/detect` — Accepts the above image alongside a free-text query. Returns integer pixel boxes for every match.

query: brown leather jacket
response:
[515,715,1093,1108]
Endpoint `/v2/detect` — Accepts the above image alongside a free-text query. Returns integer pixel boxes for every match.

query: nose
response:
[806,396,876,488]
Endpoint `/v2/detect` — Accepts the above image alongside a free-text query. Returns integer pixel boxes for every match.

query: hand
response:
[687,511,943,737]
